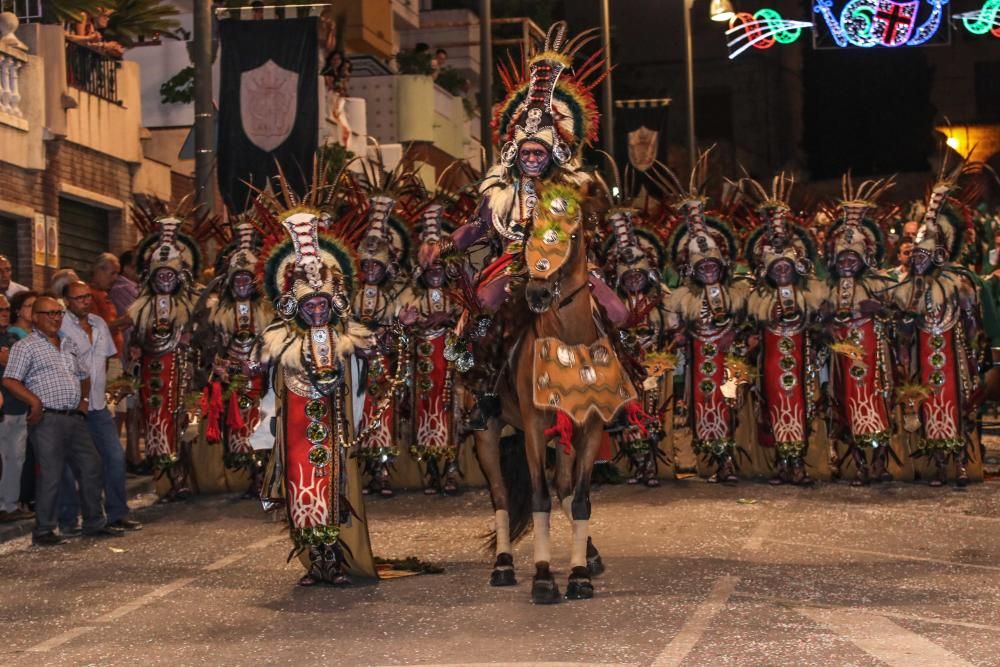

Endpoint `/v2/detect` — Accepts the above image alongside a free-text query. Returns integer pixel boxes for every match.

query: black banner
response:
[613,99,671,197]
[218,17,318,211]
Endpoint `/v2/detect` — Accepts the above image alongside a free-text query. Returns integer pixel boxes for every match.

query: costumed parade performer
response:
[743,174,829,485]
[398,202,465,495]
[350,156,416,498]
[822,175,898,485]
[601,178,674,486]
[129,199,214,500]
[660,154,751,483]
[256,164,384,586]
[204,215,274,496]
[890,156,987,487]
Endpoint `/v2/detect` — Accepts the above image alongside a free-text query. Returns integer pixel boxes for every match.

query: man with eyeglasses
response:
[57,282,141,535]
[0,255,29,299]
[2,296,123,545]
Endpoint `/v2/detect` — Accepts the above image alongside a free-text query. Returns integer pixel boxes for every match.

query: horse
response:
[470,189,629,603]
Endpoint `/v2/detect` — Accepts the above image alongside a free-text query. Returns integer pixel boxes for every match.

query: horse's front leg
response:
[555,443,605,579]
[523,415,560,604]
[473,419,516,586]
[565,418,605,600]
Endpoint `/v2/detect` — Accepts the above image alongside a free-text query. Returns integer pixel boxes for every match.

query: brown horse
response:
[471,191,626,603]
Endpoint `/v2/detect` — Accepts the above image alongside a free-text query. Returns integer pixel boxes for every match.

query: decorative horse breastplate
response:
[533,337,637,424]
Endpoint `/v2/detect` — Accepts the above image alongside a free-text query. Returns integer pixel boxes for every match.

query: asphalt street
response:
[1,478,999,667]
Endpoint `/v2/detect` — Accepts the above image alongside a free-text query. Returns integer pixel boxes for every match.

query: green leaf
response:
[102,0,182,49]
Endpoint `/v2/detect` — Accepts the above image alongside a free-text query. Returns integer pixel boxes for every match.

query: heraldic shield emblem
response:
[240,60,298,152]
[627,126,659,173]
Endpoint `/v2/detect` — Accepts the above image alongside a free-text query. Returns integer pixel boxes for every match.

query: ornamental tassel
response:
[544,410,575,455]
[228,390,246,431]
[624,400,655,438]
[203,381,224,443]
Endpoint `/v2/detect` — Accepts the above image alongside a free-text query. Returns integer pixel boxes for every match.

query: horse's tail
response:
[485,430,533,552]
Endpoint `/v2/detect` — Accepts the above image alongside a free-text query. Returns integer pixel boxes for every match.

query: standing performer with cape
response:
[255,164,380,586]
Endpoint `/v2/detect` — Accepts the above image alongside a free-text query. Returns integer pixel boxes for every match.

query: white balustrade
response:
[0,47,26,126]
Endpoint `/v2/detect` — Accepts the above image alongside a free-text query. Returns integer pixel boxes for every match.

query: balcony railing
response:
[0,0,41,23]
[0,46,27,129]
[65,40,121,104]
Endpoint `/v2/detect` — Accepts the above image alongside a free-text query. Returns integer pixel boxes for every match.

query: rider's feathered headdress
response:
[493,21,607,166]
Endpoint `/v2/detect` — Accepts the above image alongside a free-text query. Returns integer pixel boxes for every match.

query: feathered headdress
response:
[133,195,222,280]
[914,149,985,263]
[254,158,367,325]
[493,21,607,166]
[826,172,894,267]
[647,150,736,273]
[737,171,815,275]
[356,141,423,266]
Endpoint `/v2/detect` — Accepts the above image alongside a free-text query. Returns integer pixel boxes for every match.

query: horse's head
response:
[524,186,584,314]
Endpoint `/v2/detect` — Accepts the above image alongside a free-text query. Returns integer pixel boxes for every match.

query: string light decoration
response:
[955,0,1000,37]
[812,0,950,48]
[725,0,997,57]
[726,9,812,59]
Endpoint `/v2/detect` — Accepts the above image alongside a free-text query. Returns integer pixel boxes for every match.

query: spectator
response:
[251,0,264,20]
[8,290,37,338]
[2,296,124,545]
[57,282,141,534]
[902,220,919,239]
[432,48,449,79]
[50,268,81,305]
[90,253,129,356]
[107,249,145,473]
[0,294,33,522]
[108,250,139,324]
[893,235,915,281]
[0,255,28,298]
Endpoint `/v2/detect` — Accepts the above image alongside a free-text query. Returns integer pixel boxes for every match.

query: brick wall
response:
[0,159,46,287]
[47,140,137,283]
[1,141,141,289]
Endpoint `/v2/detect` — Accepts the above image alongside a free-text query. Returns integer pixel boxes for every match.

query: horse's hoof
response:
[565,579,594,600]
[566,567,594,600]
[587,554,605,577]
[490,568,516,587]
[531,579,561,605]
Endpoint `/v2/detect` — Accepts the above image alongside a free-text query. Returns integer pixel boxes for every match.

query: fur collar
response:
[259,320,374,372]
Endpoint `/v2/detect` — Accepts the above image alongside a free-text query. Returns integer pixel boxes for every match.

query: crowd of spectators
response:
[0,252,142,546]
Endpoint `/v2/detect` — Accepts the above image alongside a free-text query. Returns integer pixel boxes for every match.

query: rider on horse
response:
[421,22,628,430]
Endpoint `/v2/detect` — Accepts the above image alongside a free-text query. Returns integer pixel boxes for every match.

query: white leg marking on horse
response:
[495,509,511,556]
[561,495,573,522]
[532,511,551,564]
[652,575,739,667]
[570,519,589,569]
[795,607,974,667]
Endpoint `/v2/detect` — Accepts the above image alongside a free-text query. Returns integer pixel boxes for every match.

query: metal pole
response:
[599,0,615,160]
[479,0,493,169]
[194,0,215,212]
[682,0,697,171]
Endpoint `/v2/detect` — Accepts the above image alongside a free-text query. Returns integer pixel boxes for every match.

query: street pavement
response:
[0,478,999,667]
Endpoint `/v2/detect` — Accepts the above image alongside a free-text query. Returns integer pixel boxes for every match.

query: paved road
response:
[1,479,999,667]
